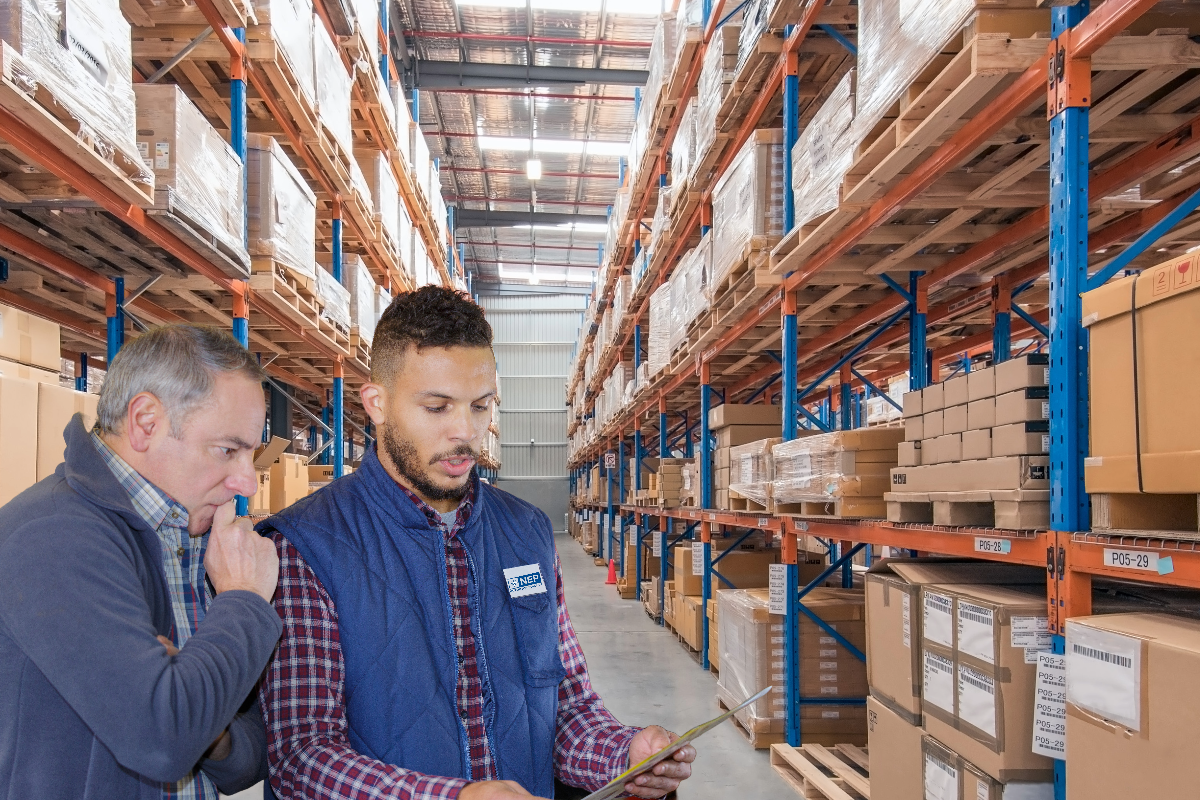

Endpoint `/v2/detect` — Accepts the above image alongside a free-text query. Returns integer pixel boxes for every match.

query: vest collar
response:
[358,444,485,536]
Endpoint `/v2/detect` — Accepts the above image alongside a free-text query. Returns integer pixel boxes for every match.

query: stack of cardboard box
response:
[671,540,778,652]
[728,437,780,510]
[717,586,868,748]
[680,460,698,507]
[710,404,782,510]
[648,458,689,507]
[889,356,1050,528]
[617,532,661,599]
[771,428,904,518]
[865,560,1054,800]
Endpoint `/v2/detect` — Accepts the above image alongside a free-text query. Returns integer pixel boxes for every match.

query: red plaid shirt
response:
[260,480,639,799]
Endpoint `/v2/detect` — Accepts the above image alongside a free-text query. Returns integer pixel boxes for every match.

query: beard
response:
[381,425,476,502]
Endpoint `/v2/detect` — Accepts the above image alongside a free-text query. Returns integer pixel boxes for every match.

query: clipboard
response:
[580,686,774,800]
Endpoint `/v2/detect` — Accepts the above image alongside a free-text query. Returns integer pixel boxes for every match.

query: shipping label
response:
[1032,652,1066,758]
[1066,624,1141,731]
[924,591,955,648]
[768,563,787,615]
[692,545,705,576]
[924,753,959,800]
[923,650,955,714]
[958,664,997,737]
[957,602,995,664]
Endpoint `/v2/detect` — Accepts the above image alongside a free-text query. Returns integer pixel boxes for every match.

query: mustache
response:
[429,445,478,465]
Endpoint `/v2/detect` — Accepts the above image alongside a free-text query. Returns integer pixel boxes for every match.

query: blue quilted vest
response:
[261,447,565,797]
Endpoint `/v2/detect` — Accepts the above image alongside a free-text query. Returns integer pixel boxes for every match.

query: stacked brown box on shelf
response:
[617,532,661,599]
[717,587,868,748]
[772,428,904,518]
[709,404,782,510]
[649,458,689,507]
[864,559,1054,800]
[671,540,778,652]
[890,356,1050,529]
[728,437,780,511]
[680,459,699,507]
[708,596,721,672]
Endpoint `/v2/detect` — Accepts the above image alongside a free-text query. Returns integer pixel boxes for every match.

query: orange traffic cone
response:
[605,558,618,585]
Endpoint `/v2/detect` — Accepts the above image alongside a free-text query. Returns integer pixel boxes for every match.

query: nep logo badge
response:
[503,564,547,598]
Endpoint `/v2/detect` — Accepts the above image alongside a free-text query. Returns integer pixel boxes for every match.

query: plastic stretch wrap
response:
[671,100,697,188]
[667,259,689,353]
[358,151,399,246]
[636,362,649,391]
[315,266,351,330]
[600,308,612,350]
[695,25,741,163]
[0,0,149,189]
[729,437,781,506]
[411,126,432,200]
[790,71,856,230]
[246,134,317,277]
[352,0,379,70]
[374,282,392,325]
[853,0,979,146]
[398,204,413,277]
[612,275,631,332]
[253,0,316,105]
[866,378,907,424]
[651,186,672,249]
[641,14,677,128]
[632,244,651,291]
[349,156,373,216]
[647,282,672,375]
[674,0,703,71]
[737,0,774,71]
[771,429,903,503]
[711,130,784,286]
[392,81,413,165]
[717,590,786,729]
[345,256,376,342]
[313,18,353,155]
[692,232,712,313]
[133,84,244,255]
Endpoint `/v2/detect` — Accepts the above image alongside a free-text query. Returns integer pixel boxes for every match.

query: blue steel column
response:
[230,29,248,247]
[908,272,928,390]
[839,365,852,431]
[332,200,344,283]
[76,352,88,392]
[321,401,331,466]
[993,280,1012,363]
[618,437,626,575]
[633,420,643,595]
[1048,7,1090,800]
[107,278,125,364]
[699,364,713,669]
[378,0,390,83]
[658,402,669,624]
[233,290,251,515]
[333,363,345,478]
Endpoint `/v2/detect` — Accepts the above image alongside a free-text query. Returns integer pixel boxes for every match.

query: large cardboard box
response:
[715,424,782,448]
[943,404,968,435]
[708,403,781,429]
[0,357,59,385]
[967,398,995,431]
[898,440,921,467]
[962,429,992,461]
[270,453,309,513]
[0,375,38,505]
[944,376,969,408]
[932,434,962,464]
[995,388,1049,426]
[35,383,99,480]
[0,304,60,372]
[923,736,1053,800]
[868,696,923,800]
[1064,612,1200,799]
[991,422,1049,458]
[1083,256,1200,492]
[920,583,1054,782]
[905,415,923,442]
[902,390,922,418]
[674,543,778,597]
[865,560,1045,724]
[890,457,1048,493]
[923,410,944,438]
[995,353,1049,395]
[673,591,704,650]
[967,367,996,401]
[923,382,945,411]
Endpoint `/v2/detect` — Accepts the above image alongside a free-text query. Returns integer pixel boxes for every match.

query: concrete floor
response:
[224,531,791,799]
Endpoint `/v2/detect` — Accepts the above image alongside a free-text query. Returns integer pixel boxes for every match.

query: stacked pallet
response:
[711,404,783,510]
[672,540,778,653]
[773,428,904,518]
[888,356,1050,529]
[728,437,781,512]
[648,458,689,507]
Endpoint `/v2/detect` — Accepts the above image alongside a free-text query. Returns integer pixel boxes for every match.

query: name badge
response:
[504,564,547,598]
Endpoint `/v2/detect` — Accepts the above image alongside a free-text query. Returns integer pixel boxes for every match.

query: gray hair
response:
[96,324,266,436]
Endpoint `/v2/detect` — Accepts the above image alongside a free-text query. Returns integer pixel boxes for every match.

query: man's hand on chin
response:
[623,725,697,799]
[458,779,543,799]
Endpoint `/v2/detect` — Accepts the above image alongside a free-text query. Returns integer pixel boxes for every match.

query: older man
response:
[0,324,282,799]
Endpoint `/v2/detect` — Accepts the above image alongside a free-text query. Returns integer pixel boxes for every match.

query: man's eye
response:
[425,406,447,413]
[219,447,234,457]
[472,405,488,412]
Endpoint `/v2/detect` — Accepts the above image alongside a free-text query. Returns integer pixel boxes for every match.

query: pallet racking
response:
[0,0,458,509]
[566,0,1200,794]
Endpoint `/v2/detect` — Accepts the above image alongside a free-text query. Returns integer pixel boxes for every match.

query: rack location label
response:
[974,537,1012,555]
[1102,548,1174,575]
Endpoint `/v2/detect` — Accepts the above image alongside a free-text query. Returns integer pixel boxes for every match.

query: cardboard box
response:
[964,759,1053,800]
[992,422,1049,457]
[920,439,937,466]
[0,304,61,372]
[905,415,924,442]
[1065,613,1200,799]
[944,376,969,408]
[902,390,922,418]
[932,434,962,464]
[898,441,921,467]
[0,358,60,385]
[923,382,945,412]
[249,469,272,514]
[920,583,1054,782]
[962,429,992,461]
[995,388,1050,426]
[967,366,996,402]
[716,424,783,448]
[967,398,996,431]
[864,560,1046,724]
[0,375,38,505]
[995,353,1049,395]
[943,404,968,435]
[269,454,308,513]
[36,384,99,480]
[673,591,704,650]
[1082,258,1200,492]
[923,410,944,438]
[675,543,779,596]
[708,403,781,429]
[868,696,923,800]
[890,457,1049,493]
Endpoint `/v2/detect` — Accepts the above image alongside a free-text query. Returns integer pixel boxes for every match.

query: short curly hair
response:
[370,285,493,385]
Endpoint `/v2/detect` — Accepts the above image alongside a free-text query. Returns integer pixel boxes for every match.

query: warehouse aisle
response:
[557,532,792,799]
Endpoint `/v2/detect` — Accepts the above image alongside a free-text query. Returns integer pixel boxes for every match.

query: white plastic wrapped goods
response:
[374,282,393,325]
[771,428,904,504]
[357,151,399,246]
[134,84,244,256]
[729,438,780,506]
[647,281,672,375]
[641,14,678,125]
[246,134,317,277]
[411,126,432,201]
[670,100,697,188]
[0,0,150,191]
[612,275,631,331]
[353,0,379,69]
[716,590,785,730]
[853,0,982,147]
[695,25,740,163]
[315,266,351,331]
[253,0,316,106]
[345,256,377,342]
[791,71,856,230]
[398,203,413,277]
[711,129,785,286]
[737,0,774,71]
[313,17,354,155]
[668,258,689,353]
[392,81,413,165]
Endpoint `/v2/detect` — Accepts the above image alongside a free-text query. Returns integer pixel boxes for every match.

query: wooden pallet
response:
[885,489,1049,529]
[770,743,870,800]
[776,497,888,520]
[247,263,352,358]
[1091,492,1200,541]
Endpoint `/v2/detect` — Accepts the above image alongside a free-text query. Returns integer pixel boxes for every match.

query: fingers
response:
[211,500,237,533]
[623,774,682,799]
[156,635,179,657]
[671,744,697,763]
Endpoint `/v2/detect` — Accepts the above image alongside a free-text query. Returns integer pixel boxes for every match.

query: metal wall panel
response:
[499,444,568,477]
[487,310,581,344]
[480,294,588,312]
[499,410,566,444]
[500,377,565,409]
[493,343,573,376]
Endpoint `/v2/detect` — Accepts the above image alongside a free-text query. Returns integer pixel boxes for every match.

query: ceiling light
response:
[476,134,628,157]
[527,159,543,180]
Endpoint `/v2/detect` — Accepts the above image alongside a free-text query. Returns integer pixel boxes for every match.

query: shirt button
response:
[176,547,184,557]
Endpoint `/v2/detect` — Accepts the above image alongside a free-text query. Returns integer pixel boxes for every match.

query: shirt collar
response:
[395,475,476,535]
[90,430,190,532]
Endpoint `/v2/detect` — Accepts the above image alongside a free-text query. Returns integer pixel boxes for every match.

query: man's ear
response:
[125,392,166,453]
[360,383,388,426]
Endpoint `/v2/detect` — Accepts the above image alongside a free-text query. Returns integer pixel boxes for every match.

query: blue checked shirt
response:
[91,431,218,800]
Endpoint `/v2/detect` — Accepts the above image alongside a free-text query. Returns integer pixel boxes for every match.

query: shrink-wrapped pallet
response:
[392,81,413,166]
[315,266,351,331]
[736,0,773,71]
[247,134,317,278]
[356,150,399,248]
[134,84,244,258]
[772,428,905,514]
[345,256,377,343]
[667,259,689,353]
[411,124,432,201]
[374,281,393,325]
[352,0,379,70]
[641,14,677,127]
[670,100,697,189]
[647,281,672,375]
[790,71,857,230]
[253,0,316,106]
[312,15,353,155]
[632,245,652,291]
[729,437,780,507]
[695,25,741,163]
[398,203,413,278]
[612,275,632,332]
[710,129,785,287]
[0,0,150,191]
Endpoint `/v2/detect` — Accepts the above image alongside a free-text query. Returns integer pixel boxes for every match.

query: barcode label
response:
[692,544,705,576]
[924,591,955,648]
[1066,623,1141,731]
[958,664,997,738]
[1072,644,1131,668]
[958,602,995,665]
[923,651,955,714]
